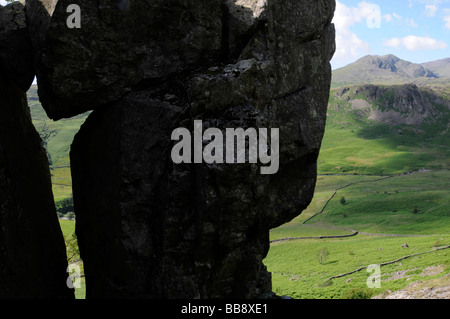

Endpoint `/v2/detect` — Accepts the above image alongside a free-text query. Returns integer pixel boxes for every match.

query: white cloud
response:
[331,1,374,68]
[383,14,393,22]
[393,12,402,21]
[384,35,447,51]
[406,18,418,27]
[390,12,418,27]
[445,15,450,29]
[444,9,450,29]
[351,1,382,28]
[425,4,438,17]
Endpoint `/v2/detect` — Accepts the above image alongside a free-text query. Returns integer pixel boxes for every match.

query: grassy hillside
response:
[266,234,449,299]
[318,84,450,175]
[267,60,450,299]
[27,85,89,200]
[59,219,85,299]
[306,171,450,235]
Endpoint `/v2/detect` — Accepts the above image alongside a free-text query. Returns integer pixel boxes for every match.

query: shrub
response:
[317,247,330,265]
[318,279,333,287]
[56,197,75,216]
[433,239,443,248]
[340,197,346,205]
[341,288,373,299]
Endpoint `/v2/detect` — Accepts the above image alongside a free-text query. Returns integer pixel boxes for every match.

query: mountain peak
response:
[421,58,450,78]
[359,54,400,63]
[332,55,442,87]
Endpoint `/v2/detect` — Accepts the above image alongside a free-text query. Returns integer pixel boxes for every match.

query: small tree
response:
[413,206,418,214]
[341,288,373,299]
[317,247,330,265]
[340,197,346,205]
[55,196,75,217]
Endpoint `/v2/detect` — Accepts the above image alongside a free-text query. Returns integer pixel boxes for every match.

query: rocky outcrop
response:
[68,0,335,299]
[21,0,335,298]
[0,1,73,299]
[0,1,34,91]
[336,84,448,125]
[31,0,226,120]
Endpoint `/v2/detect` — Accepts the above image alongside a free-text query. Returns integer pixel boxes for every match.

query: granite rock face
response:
[0,2,72,298]
[0,1,34,91]
[67,0,336,299]
[31,0,225,119]
[26,0,336,298]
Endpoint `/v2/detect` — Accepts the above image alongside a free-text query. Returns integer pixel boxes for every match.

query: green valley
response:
[27,85,89,201]
[266,54,450,299]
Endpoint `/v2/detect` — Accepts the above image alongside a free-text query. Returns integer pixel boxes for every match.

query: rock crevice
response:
[0,1,72,299]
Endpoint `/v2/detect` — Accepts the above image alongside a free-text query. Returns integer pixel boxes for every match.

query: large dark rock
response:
[0,59,72,299]
[0,1,34,91]
[67,0,335,298]
[29,0,225,120]
[0,1,72,299]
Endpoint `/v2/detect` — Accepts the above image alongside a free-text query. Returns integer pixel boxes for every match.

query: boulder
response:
[29,0,225,119]
[0,59,73,299]
[0,1,72,299]
[0,1,34,91]
[68,0,335,298]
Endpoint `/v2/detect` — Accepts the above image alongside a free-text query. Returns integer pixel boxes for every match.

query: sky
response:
[332,0,450,69]
[2,0,450,71]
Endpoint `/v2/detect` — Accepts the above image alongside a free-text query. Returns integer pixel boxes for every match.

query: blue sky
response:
[333,0,450,69]
[2,0,450,70]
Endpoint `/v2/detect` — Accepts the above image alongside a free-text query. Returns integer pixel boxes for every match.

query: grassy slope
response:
[319,86,450,175]
[266,81,450,299]
[59,219,85,299]
[266,235,450,299]
[28,86,87,297]
[306,171,450,235]
[27,86,89,200]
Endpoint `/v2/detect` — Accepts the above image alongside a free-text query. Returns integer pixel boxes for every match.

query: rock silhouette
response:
[0,1,72,299]
[1,0,335,298]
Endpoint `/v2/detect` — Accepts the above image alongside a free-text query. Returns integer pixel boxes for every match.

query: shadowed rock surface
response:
[0,1,34,91]
[25,0,336,298]
[0,1,72,299]
[335,84,448,126]
[31,0,225,120]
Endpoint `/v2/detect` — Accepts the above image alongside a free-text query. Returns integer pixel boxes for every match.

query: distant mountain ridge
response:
[421,58,450,78]
[332,54,450,88]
